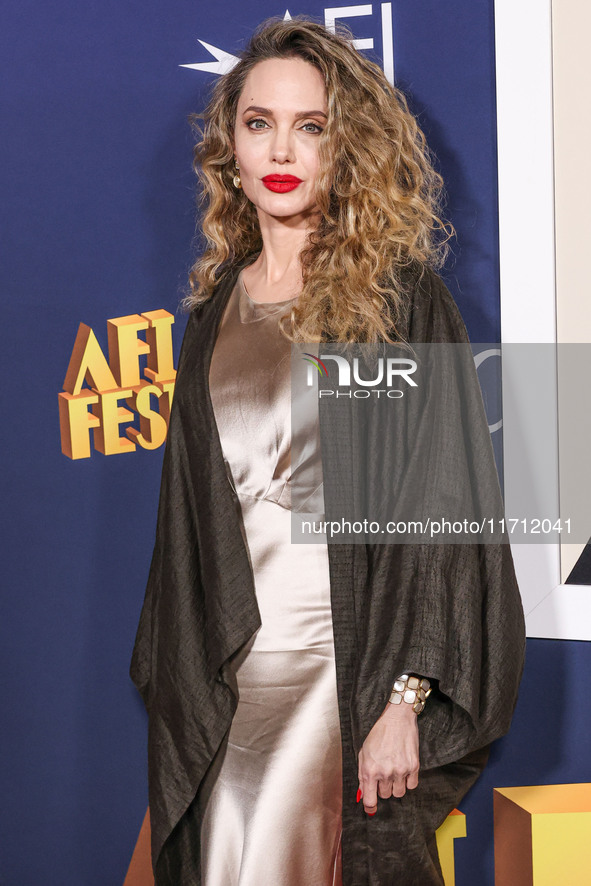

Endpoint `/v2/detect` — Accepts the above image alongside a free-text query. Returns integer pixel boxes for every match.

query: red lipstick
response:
[262,174,303,193]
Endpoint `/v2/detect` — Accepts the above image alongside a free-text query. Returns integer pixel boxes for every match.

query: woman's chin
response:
[254,201,321,227]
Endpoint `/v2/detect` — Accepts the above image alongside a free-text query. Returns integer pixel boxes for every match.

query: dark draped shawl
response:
[129,254,526,884]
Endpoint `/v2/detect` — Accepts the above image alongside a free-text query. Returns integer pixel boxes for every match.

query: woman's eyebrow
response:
[242,105,328,119]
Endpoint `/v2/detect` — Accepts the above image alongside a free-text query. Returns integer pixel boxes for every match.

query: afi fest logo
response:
[180,6,396,85]
[59,311,176,460]
[302,352,417,398]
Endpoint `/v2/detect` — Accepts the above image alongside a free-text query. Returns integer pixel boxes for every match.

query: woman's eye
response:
[301,122,323,133]
[247,118,268,130]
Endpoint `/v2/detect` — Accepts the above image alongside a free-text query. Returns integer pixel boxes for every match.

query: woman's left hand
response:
[357,701,419,815]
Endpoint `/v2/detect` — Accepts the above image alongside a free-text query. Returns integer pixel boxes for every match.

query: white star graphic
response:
[179,40,239,75]
[180,10,293,76]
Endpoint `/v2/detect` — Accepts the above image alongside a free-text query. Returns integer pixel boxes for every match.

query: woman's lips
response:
[261,175,302,193]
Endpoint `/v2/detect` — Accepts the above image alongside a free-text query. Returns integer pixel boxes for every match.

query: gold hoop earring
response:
[233,158,242,190]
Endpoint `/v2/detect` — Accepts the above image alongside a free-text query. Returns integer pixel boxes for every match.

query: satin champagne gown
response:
[200,268,343,886]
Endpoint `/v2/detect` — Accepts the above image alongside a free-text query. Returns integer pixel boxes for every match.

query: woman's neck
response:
[253,205,320,283]
[242,216,315,303]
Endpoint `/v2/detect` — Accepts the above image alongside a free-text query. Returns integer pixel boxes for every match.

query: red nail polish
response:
[356,788,362,803]
[368,812,376,817]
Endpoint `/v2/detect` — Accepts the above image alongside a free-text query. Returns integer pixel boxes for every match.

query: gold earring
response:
[233,158,242,190]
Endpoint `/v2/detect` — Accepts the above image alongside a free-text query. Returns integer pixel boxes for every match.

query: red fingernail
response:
[356,788,362,803]
[368,812,376,817]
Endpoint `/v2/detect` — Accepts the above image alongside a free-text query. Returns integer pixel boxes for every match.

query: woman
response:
[130,16,526,886]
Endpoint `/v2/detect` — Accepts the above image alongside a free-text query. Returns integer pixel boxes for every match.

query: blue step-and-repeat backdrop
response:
[2,1,591,883]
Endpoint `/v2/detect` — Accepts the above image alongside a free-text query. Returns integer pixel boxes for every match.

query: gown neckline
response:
[237,268,299,324]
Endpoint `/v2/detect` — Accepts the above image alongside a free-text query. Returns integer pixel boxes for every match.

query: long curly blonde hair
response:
[184,15,453,343]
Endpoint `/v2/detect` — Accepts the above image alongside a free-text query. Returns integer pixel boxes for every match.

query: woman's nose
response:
[270,126,295,163]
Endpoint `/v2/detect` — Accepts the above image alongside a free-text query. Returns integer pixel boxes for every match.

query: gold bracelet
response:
[388,674,432,714]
